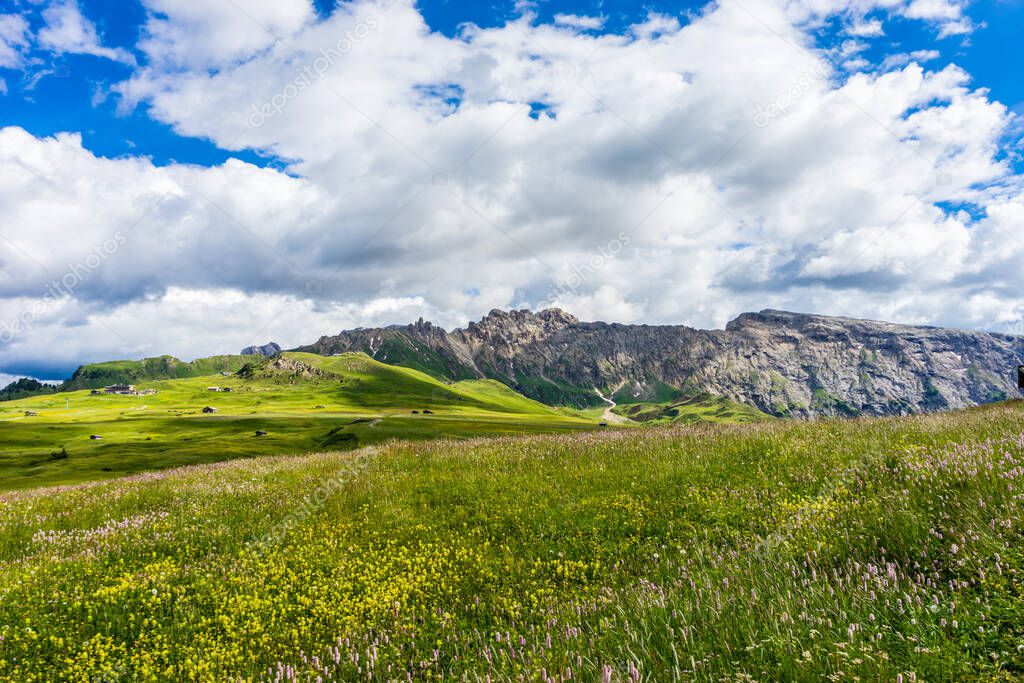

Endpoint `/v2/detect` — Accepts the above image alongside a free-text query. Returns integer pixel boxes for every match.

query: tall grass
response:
[1,402,1023,680]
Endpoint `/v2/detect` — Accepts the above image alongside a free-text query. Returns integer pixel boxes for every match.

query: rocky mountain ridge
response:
[294,308,1024,417]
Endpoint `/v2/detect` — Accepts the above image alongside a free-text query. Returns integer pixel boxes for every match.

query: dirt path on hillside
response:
[594,388,628,424]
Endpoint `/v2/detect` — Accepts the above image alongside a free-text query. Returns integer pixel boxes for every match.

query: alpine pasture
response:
[1,401,1023,680]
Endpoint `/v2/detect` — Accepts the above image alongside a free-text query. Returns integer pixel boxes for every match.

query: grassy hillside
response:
[613,392,773,424]
[61,354,251,390]
[0,352,596,490]
[1,402,1023,680]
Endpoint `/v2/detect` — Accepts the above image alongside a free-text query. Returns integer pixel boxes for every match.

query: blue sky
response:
[1,0,1023,380]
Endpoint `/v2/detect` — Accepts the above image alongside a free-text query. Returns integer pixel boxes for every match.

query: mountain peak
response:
[477,307,579,326]
[725,309,806,330]
[241,342,282,357]
[467,308,580,339]
[537,307,580,325]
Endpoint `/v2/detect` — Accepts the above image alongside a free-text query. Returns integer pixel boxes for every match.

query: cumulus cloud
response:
[37,0,133,62]
[553,14,606,31]
[0,14,30,68]
[936,16,977,37]
[0,0,1020,374]
[900,0,980,36]
[630,13,681,39]
[904,0,963,20]
[845,18,884,36]
[137,0,316,70]
[0,285,443,377]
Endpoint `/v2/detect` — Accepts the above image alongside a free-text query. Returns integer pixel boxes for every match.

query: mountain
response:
[294,308,1024,417]
[241,342,282,357]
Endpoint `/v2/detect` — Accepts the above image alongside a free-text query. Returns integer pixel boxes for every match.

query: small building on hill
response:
[104,384,134,395]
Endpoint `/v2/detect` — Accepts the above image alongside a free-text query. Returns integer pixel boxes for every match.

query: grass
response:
[611,379,683,405]
[1,400,1024,680]
[613,393,772,424]
[61,354,251,390]
[0,352,597,490]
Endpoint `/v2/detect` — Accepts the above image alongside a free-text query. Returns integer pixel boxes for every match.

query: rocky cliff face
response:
[294,308,1024,417]
[241,342,282,357]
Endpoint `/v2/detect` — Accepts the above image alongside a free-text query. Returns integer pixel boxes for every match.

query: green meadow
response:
[1,401,1023,680]
[0,352,597,490]
[611,393,771,424]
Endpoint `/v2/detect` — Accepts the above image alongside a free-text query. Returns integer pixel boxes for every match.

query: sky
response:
[0,0,1023,380]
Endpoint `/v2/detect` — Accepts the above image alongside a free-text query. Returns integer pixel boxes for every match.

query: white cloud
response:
[904,0,963,20]
[879,48,940,71]
[0,0,1020,373]
[786,0,975,36]
[0,127,326,309]
[0,286,442,375]
[37,0,133,63]
[936,16,977,37]
[0,14,29,68]
[553,14,606,31]
[845,18,884,36]
[137,0,316,70]
[843,57,871,71]
[630,13,681,39]
[0,372,26,387]
[900,0,979,36]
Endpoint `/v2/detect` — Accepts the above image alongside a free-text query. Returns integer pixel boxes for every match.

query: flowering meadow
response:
[2,401,1024,681]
